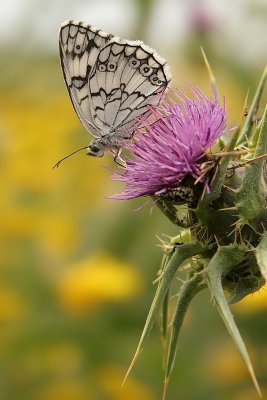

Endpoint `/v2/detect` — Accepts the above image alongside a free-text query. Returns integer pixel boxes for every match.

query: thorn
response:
[200,47,218,103]
[214,235,220,247]
[248,363,262,398]
[217,149,249,158]
[162,377,169,400]
[153,274,163,284]
[133,197,153,212]
[217,206,237,211]
[226,151,267,172]
[156,235,168,247]
[122,348,141,387]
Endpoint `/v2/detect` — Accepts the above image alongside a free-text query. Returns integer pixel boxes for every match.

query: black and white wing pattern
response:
[59,20,114,138]
[88,38,171,138]
[59,20,172,157]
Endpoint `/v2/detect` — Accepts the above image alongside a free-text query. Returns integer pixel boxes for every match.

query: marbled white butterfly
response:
[57,20,171,166]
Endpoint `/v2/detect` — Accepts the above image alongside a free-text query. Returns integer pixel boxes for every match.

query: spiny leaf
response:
[255,234,267,282]
[202,126,241,205]
[236,106,267,221]
[205,245,262,397]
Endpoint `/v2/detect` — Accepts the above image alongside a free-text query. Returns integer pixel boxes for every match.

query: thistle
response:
[111,85,227,200]
[112,61,267,399]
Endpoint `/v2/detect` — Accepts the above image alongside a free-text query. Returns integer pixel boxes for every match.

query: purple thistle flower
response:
[112,85,227,200]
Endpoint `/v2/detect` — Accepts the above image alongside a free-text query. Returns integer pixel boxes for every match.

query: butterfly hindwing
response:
[59,20,114,137]
[88,39,171,138]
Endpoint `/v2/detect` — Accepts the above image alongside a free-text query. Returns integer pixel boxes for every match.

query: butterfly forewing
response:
[59,20,114,137]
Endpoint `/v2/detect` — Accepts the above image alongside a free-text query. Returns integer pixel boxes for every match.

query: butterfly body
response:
[59,20,171,160]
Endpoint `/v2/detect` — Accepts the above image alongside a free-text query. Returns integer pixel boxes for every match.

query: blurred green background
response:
[0,0,267,399]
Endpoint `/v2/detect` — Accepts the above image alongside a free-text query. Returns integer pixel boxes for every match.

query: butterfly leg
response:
[114,148,127,168]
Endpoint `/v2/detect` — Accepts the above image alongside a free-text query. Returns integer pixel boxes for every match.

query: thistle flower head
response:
[112,85,227,200]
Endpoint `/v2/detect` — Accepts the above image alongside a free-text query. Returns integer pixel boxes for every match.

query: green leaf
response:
[255,234,267,282]
[236,105,267,221]
[237,65,267,146]
[205,245,262,397]
[227,274,265,304]
[200,125,241,209]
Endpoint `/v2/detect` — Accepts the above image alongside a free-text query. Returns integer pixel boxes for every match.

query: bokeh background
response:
[1,0,267,399]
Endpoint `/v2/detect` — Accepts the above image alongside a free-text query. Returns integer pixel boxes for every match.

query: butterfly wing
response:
[59,20,114,138]
[88,38,172,138]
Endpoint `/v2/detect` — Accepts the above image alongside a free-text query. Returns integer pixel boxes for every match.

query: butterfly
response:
[57,20,172,166]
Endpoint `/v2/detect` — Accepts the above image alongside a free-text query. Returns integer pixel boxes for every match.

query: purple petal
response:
[111,85,228,200]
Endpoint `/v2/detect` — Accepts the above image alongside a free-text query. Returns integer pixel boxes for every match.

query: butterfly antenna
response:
[53,146,89,169]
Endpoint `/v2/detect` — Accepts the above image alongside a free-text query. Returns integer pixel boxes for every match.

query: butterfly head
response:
[87,140,105,157]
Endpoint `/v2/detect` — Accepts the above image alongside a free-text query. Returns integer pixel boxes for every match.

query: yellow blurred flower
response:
[37,215,79,258]
[57,254,142,313]
[203,341,250,384]
[232,285,267,314]
[0,89,117,262]
[0,287,27,322]
[38,380,91,400]
[96,364,155,400]
[234,386,267,400]
[32,343,84,376]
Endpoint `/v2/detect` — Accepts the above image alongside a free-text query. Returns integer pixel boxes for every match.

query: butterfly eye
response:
[150,74,162,86]
[107,62,116,72]
[140,64,152,76]
[98,63,106,72]
[129,57,140,68]
[89,144,100,153]
[88,144,104,157]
